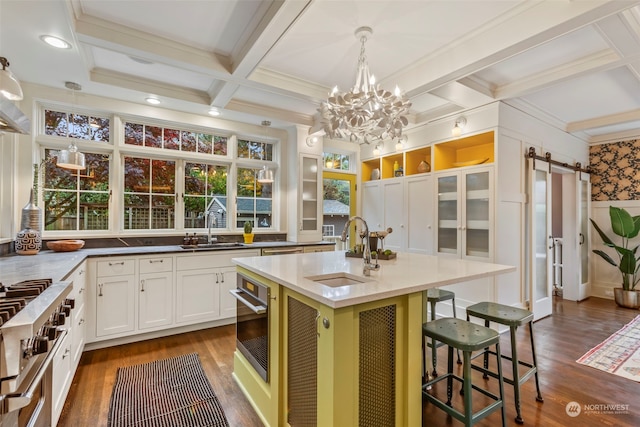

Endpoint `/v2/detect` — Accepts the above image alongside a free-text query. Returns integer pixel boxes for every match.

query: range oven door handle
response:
[229,289,267,314]
[0,329,68,414]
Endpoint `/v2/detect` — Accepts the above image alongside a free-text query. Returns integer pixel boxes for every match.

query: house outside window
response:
[184,162,228,229]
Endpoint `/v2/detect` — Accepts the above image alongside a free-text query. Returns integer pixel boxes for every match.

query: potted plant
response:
[590,206,640,308]
[243,221,254,244]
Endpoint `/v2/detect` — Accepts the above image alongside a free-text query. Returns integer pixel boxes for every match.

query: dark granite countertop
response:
[0,241,334,285]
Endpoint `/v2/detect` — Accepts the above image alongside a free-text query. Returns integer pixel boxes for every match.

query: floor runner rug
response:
[107,353,230,427]
[577,315,640,382]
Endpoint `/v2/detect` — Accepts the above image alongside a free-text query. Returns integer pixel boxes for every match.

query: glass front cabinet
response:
[299,154,322,235]
[435,166,493,260]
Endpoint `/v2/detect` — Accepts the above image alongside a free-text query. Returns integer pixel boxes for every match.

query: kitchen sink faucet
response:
[206,211,218,244]
[340,216,380,276]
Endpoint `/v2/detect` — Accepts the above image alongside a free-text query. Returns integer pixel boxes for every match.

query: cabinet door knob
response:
[141,280,145,292]
[98,284,103,297]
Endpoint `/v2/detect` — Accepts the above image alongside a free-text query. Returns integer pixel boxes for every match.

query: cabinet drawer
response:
[139,256,173,274]
[96,259,135,277]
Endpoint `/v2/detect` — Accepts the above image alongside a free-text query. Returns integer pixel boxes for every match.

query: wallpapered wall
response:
[589,139,640,201]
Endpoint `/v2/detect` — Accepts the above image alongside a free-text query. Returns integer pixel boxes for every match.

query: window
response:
[123,156,176,229]
[323,151,351,171]
[237,139,274,161]
[184,163,228,229]
[42,149,111,231]
[45,109,110,142]
[124,121,227,155]
[237,167,272,229]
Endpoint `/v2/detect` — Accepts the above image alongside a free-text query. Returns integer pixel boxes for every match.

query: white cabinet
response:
[293,154,323,242]
[218,266,238,319]
[175,250,259,325]
[362,177,433,254]
[406,175,434,254]
[176,269,220,323]
[52,330,72,426]
[435,166,493,260]
[95,258,136,337]
[138,256,173,330]
[68,262,86,370]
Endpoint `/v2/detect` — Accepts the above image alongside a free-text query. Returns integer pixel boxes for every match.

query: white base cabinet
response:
[176,269,221,323]
[52,331,72,426]
[87,249,260,344]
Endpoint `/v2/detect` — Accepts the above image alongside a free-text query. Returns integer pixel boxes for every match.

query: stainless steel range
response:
[0,278,73,427]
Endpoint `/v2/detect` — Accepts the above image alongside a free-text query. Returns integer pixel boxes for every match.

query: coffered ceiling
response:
[2,0,640,144]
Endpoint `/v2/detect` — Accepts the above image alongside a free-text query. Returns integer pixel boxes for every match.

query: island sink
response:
[306,272,374,287]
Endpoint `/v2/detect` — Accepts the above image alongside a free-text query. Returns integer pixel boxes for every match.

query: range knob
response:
[65,298,75,309]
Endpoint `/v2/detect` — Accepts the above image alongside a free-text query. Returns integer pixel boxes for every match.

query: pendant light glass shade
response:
[0,57,24,101]
[57,144,86,170]
[257,166,274,183]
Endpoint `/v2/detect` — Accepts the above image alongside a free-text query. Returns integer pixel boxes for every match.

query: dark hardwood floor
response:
[59,297,640,426]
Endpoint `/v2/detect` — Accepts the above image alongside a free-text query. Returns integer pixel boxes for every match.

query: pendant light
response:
[257,165,274,183]
[0,57,24,101]
[57,82,86,170]
[57,143,86,170]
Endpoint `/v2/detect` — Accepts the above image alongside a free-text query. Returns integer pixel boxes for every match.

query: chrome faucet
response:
[206,211,218,244]
[340,216,380,276]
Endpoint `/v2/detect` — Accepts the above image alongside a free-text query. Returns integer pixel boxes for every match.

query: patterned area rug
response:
[107,353,230,427]
[577,315,640,382]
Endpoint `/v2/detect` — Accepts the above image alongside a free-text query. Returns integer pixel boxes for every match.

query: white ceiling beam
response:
[588,127,640,144]
[90,68,211,105]
[230,0,313,77]
[430,81,496,109]
[494,49,621,99]
[397,0,640,98]
[567,108,640,132]
[74,13,231,76]
[225,99,314,127]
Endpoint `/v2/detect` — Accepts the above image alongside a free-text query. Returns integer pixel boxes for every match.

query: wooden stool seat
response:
[466,302,543,425]
[423,318,506,427]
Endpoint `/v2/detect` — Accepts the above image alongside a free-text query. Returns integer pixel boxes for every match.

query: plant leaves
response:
[610,206,636,238]
[592,249,617,267]
[590,218,614,246]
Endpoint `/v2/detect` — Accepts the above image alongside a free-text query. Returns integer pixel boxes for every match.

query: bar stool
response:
[423,288,461,379]
[422,318,506,427]
[466,302,543,424]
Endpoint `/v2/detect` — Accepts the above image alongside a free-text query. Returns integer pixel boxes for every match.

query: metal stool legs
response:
[427,295,461,378]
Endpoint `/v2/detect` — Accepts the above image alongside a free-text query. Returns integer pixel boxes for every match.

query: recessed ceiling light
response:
[208,108,220,116]
[145,97,161,105]
[40,35,71,49]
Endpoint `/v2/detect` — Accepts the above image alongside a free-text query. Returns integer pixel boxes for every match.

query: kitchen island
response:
[232,251,515,426]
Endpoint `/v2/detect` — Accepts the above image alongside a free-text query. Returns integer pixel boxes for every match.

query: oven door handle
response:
[0,329,68,414]
[229,289,267,314]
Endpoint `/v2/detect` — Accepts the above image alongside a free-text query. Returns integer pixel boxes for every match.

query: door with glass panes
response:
[435,167,493,260]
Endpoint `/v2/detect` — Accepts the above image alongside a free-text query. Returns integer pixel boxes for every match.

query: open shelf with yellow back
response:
[405,146,431,176]
[361,158,381,182]
[380,153,403,179]
[433,131,494,171]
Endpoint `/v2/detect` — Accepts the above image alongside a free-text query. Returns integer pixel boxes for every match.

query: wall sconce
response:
[57,144,86,170]
[452,116,467,137]
[257,165,274,183]
[372,144,381,156]
[395,135,407,152]
[0,57,23,101]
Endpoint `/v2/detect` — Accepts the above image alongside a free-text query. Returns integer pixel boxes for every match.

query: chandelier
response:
[320,27,411,145]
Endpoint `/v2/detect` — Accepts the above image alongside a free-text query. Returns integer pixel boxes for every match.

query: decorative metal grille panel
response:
[287,297,318,426]
[359,305,396,427]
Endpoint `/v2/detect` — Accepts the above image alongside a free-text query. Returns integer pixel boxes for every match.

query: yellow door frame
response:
[322,171,356,249]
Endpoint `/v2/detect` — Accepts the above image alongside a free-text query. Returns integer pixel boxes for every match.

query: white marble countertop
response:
[0,241,332,285]
[233,251,516,308]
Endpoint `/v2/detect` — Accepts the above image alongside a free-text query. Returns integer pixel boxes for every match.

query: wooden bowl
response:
[46,240,85,252]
